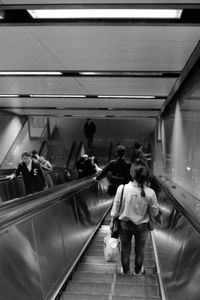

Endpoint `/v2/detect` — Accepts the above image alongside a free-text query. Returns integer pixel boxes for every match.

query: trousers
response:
[120,220,149,274]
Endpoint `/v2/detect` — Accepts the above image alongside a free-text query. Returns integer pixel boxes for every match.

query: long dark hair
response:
[130,159,150,197]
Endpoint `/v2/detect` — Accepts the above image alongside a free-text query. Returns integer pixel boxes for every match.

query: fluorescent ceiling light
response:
[0,94,19,97]
[30,94,86,98]
[0,11,4,19]
[28,9,182,19]
[79,71,164,76]
[98,95,155,99]
[0,71,62,75]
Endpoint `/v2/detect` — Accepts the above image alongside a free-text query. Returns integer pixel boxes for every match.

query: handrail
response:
[66,140,76,169]
[0,177,95,229]
[108,141,113,162]
[75,141,83,163]
[39,140,47,156]
[153,175,200,236]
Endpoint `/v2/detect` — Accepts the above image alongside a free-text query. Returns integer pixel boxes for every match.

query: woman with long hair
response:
[110,158,159,275]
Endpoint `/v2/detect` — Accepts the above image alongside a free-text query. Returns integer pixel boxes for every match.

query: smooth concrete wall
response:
[0,111,25,166]
[160,58,200,200]
[55,117,156,147]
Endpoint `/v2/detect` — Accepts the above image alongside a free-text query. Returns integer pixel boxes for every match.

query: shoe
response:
[120,267,131,275]
[134,266,145,275]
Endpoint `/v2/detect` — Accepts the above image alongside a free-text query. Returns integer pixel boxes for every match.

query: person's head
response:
[22,151,32,165]
[133,142,142,150]
[115,145,126,158]
[31,149,40,160]
[130,159,150,197]
[39,156,46,164]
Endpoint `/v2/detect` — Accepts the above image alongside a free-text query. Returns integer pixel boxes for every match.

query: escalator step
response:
[72,272,114,283]
[77,263,118,274]
[116,274,158,286]
[61,223,161,300]
[62,294,160,300]
[112,297,160,300]
[86,249,154,259]
[61,293,109,300]
[81,256,155,267]
[72,272,158,286]
[65,281,160,298]
[66,282,111,295]
[76,263,156,274]
[113,284,160,297]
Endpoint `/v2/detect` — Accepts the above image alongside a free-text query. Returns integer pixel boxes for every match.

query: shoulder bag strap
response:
[117,184,125,216]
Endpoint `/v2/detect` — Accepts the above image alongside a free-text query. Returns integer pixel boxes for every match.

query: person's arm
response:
[148,190,159,217]
[110,185,124,229]
[45,161,52,171]
[8,164,21,180]
[94,162,111,181]
[37,163,47,188]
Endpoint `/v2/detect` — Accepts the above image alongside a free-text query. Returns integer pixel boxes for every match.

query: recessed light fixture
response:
[0,71,62,75]
[98,95,155,99]
[30,94,86,98]
[28,9,182,19]
[0,94,19,97]
[0,11,4,19]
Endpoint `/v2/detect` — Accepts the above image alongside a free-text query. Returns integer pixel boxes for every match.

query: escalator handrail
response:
[153,175,200,236]
[66,140,76,169]
[0,177,96,231]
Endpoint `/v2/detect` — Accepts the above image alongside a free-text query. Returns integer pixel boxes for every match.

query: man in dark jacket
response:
[84,119,96,149]
[9,151,47,195]
[94,145,131,195]
[131,142,147,165]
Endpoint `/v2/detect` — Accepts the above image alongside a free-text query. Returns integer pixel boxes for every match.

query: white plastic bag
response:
[103,232,120,263]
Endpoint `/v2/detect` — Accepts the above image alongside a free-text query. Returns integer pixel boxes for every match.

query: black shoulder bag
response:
[111,185,125,239]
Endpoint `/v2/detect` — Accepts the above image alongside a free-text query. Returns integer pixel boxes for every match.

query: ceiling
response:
[0,0,200,120]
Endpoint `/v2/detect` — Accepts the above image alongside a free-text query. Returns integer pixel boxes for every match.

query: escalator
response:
[61,212,162,300]
[1,175,200,300]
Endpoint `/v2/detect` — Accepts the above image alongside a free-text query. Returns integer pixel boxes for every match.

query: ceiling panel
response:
[0,77,86,94]
[5,108,159,118]
[0,98,165,109]
[0,3,199,120]
[76,77,176,96]
[2,0,200,4]
[27,26,200,71]
[0,76,175,96]
[0,27,64,70]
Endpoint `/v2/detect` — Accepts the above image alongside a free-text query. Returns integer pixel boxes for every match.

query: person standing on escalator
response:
[84,118,96,150]
[94,145,131,195]
[9,151,47,195]
[110,159,159,275]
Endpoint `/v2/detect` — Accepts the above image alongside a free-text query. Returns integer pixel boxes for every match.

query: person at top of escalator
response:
[94,145,132,195]
[110,158,159,275]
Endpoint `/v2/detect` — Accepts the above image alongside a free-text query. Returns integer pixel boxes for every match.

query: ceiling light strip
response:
[28,9,182,19]
[30,94,86,98]
[98,95,155,99]
[0,71,62,76]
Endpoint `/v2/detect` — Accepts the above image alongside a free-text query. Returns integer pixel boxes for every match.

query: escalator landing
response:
[61,225,161,300]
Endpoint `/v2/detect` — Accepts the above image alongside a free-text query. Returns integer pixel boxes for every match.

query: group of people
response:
[94,143,159,276]
[76,154,101,178]
[8,139,159,276]
[9,150,53,195]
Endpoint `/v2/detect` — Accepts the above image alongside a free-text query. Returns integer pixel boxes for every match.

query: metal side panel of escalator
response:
[61,213,162,300]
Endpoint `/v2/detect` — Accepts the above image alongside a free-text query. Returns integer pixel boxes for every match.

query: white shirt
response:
[111,181,159,225]
[26,160,32,172]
